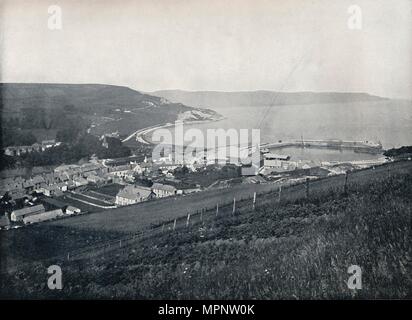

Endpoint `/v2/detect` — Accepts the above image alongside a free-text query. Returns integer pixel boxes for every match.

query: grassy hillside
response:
[0,83,220,141]
[1,83,172,113]
[1,161,411,299]
[153,90,388,108]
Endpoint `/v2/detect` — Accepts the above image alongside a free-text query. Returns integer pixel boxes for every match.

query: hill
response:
[0,83,221,141]
[1,160,411,298]
[152,90,388,108]
[1,83,175,113]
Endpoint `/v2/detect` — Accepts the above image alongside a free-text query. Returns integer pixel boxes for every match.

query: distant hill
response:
[1,83,180,113]
[152,90,388,108]
[0,83,221,138]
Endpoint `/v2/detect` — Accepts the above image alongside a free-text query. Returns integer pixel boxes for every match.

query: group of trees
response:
[2,105,132,169]
[17,135,131,167]
[384,146,412,158]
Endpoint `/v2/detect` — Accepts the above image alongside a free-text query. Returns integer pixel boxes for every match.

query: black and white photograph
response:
[0,0,411,306]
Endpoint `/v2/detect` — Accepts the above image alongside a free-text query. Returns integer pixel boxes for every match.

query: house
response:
[73,177,88,187]
[11,204,46,222]
[263,153,297,172]
[133,163,143,175]
[31,175,46,189]
[40,185,64,197]
[22,180,35,192]
[151,183,177,198]
[41,139,58,149]
[23,209,64,224]
[86,174,106,185]
[109,164,133,178]
[65,206,81,215]
[115,185,155,206]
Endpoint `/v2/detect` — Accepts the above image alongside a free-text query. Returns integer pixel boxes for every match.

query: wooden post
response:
[305,178,310,198]
[344,172,349,194]
[173,219,176,231]
[186,213,191,227]
[278,185,282,203]
[200,209,203,222]
[161,224,165,232]
[119,239,122,248]
[252,192,256,210]
[216,203,219,217]
[232,197,236,215]
[67,253,70,261]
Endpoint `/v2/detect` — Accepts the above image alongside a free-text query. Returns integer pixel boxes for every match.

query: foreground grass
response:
[1,167,411,299]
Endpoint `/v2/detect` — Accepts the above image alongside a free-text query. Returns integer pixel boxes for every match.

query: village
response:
[0,133,391,231]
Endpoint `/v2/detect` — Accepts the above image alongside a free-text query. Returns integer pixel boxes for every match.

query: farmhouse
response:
[23,209,64,224]
[115,185,155,206]
[11,204,45,222]
[151,183,177,198]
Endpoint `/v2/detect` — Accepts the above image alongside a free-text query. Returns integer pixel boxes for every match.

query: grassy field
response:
[0,160,411,299]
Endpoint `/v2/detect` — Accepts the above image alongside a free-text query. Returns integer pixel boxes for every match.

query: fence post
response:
[232,197,236,215]
[67,252,70,261]
[252,192,256,210]
[216,203,219,217]
[119,239,122,248]
[161,224,165,232]
[305,178,310,198]
[200,209,203,222]
[344,171,349,195]
[173,219,176,231]
[278,185,282,203]
[186,213,191,227]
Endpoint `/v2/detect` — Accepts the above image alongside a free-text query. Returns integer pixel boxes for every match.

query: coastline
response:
[123,116,226,145]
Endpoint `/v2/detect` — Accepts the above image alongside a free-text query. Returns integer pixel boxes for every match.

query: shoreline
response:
[123,116,226,145]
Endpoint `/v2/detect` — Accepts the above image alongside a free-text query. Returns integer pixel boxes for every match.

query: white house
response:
[151,183,177,198]
[115,185,155,206]
[65,206,81,215]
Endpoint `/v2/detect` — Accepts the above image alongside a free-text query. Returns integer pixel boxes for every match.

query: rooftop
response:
[12,204,45,217]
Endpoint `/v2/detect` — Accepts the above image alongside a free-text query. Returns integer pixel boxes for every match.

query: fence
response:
[1,160,405,274]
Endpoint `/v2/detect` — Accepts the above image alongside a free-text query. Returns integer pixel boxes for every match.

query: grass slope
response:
[1,162,411,299]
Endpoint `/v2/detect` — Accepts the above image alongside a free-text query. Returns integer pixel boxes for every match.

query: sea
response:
[145,100,412,162]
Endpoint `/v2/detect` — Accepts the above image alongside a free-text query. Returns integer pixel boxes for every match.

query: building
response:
[11,204,46,222]
[263,153,295,172]
[73,177,88,187]
[23,209,64,224]
[65,206,81,215]
[115,185,155,206]
[39,185,64,197]
[151,183,177,198]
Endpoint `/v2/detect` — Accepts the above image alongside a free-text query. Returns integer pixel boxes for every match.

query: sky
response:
[1,0,411,99]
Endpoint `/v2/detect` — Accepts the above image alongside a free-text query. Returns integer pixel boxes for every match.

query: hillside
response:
[1,83,174,113]
[152,90,388,108]
[0,83,221,141]
[1,161,411,298]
